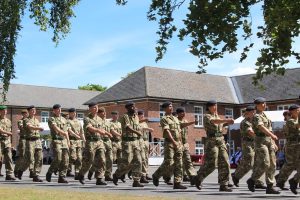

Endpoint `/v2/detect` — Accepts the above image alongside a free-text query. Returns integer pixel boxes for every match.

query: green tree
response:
[78,84,107,92]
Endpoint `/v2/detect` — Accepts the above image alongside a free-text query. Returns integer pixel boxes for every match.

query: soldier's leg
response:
[234,142,254,180]
[19,141,34,173]
[139,139,147,178]
[75,147,83,174]
[114,142,133,178]
[131,140,143,182]
[217,141,230,186]
[14,139,25,173]
[144,141,150,176]
[153,142,174,179]
[48,142,62,174]
[265,144,276,185]
[182,143,196,178]
[94,144,106,181]
[277,144,297,184]
[34,147,43,177]
[79,142,95,176]
[3,146,14,176]
[251,144,269,182]
[59,148,69,177]
[68,144,76,175]
[104,140,113,179]
[116,142,122,169]
[173,143,183,184]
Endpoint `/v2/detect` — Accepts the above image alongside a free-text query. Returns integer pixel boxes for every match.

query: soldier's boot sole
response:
[5,176,16,181]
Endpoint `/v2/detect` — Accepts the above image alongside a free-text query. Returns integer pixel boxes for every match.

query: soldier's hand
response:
[271,134,278,140]
[227,119,234,124]
[173,141,179,149]
[39,127,44,131]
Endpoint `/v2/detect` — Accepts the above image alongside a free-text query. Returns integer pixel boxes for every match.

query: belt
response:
[242,137,254,142]
[122,137,138,142]
[102,137,110,142]
[111,138,120,142]
[26,137,40,141]
[206,131,223,138]
[87,137,101,142]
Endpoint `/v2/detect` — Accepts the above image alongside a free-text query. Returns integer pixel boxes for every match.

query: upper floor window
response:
[194,106,203,127]
[225,108,234,118]
[77,113,84,121]
[41,111,49,123]
[159,104,165,118]
[277,105,291,111]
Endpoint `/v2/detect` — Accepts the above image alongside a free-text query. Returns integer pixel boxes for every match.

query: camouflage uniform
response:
[20,116,43,177]
[68,118,83,175]
[0,117,14,177]
[79,114,106,180]
[277,118,300,184]
[139,121,150,177]
[101,118,114,179]
[196,112,230,186]
[250,112,276,185]
[152,115,183,184]
[110,120,122,168]
[233,118,264,185]
[114,113,142,182]
[47,116,70,177]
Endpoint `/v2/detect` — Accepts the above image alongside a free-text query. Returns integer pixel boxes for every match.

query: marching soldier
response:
[246,97,280,194]
[78,102,110,185]
[110,111,122,173]
[46,104,70,183]
[113,102,144,187]
[17,105,44,182]
[0,105,16,180]
[231,105,266,188]
[14,110,30,177]
[195,100,234,192]
[67,108,85,179]
[152,102,186,189]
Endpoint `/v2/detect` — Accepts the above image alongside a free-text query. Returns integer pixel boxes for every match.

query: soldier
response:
[97,107,120,181]
[231,105,266,188]
[67,108,85,180]
[276,105,300,194]
[152,102,186,189]
[17,105,44,182]
[246,97,280,194]
[14,110,30,177]
[77,102,109,185]
[112,102,144,187]
[0,105,16,180]
[137,110,154,183]
[176,107,197,184]
[110,111,122,173]
[195,100,234,192]
[46,104,70,183]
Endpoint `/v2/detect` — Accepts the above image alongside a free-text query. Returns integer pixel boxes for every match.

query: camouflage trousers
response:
[48,139,69,177]
[234,140,264,185]
[153,140,183,183]
[277,142,300,183]
[15,138,34,172]
[196,137,230,186]
[79,140,106,179]
[251,137,276,185]
[112,140,122,168]
[182,143,196,177]
[114,140,142,182]
[0,139,14,176]
[103,138,113,178]
[68,140,82,174]
[19,139,43,176]
[292,144,300,183]
[140,139,150,177]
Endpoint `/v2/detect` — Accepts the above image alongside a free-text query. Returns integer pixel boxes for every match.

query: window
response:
[277,105,290,111]
[194,106,203,127]
[41,111,49,122]
[195,140,204,155]
[228,140,235,156]
[225,108,234,118]
[77,113,84,121]
[279,139,286,147]
[159,104,165,118]
[240,108,246,116]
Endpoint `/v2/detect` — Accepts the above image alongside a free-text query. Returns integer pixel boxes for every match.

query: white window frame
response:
[228,140,235,157]
[195,140,204,155]
[277,105,291,111]
[159,104,165,118]
[77,112,84,121]
[194,106,203,127]
[278,139,286,147]
[225,108,234,118]
[41,111,49,123]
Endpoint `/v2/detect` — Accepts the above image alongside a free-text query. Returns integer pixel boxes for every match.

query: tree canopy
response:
[1,0,300,100]
[78,84,107,92]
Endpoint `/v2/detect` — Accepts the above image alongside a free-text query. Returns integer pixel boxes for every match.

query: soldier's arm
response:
[86,125,106,135]
[211,118,234,125]
[246,127,255,137]
[26,121,44,131]
[79,126,86,142]
[180,121,196,128]
[110,129,122,137]
[51,124,68,137]
[0,128,12,136]
[257,125,277,140]
[123,115,142,136]
[165,129,178,148]
[68,129,81,139]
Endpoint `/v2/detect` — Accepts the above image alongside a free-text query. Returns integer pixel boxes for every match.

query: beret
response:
[52,104,61,109]
[88,102,97,107]
[206,100,217,107]
[98,107,106,113]
[111,111,119,115]
[161,101,172,109]
[125,101,134,109]
[245,105,255,112]
[27,105,35,110]
[68,108,76,112]
[176,107,185,114]
[288,104,300,111]
[254,97,266,104]
[0,105,7,110]
[137,110,144,115]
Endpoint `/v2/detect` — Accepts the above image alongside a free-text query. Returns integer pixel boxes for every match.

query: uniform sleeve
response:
[17,120,23,129]
[160,117,169,130]
[48,117,56,128]
[244,121,253,132]
[83,117,92,129]
[254,115,264,127]
[123,114,131,128]
[24,118,31,127]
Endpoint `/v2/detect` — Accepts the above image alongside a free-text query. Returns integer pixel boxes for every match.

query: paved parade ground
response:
[0,165,298,200]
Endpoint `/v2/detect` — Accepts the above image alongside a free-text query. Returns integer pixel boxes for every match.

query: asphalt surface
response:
[0,165,299,200]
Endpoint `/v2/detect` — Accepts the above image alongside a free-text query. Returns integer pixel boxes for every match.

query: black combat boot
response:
[58,176,68,184]
[132,180,144,187]
[87,171,93,180]
[173,182,187,189]
[46,172,52,182]
[246,178,255,192]
[163,177,173,185]
[67,170,74,177]
[152,175,159,187]
[266,184,280,194]
[96,178,107,185]
[190,176,196,186]
[276,182,289,190]
[231,173,239,187]
[120,174,126,183]
[219,185,233,192]
[128,170,132,180]
[78,174,85,185]
[195,177,202,190]
[5,175,16,181]
[140,176,149,183]
[33,176,43,182]
[255,184,267,189]
[289,178,298,195]
[17,170,23,180]
[74,173,79,180]
[29,171,34,178]
[113,173,118,185]
[105,176,113,181]
[183,175,190,182]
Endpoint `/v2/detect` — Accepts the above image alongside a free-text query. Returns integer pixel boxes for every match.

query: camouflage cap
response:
[288,104,300,111]
[254,97,266,104]
[0,105,7,110]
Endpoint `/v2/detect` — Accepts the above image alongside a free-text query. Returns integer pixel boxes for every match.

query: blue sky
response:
[13,0,299,89]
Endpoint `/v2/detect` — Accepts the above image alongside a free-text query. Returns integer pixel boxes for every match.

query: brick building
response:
[1,84,100,148]
[86,66,300,155]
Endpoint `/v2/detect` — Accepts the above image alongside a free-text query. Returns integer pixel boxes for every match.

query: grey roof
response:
[231,68,300,103]
[3,84,100,110]
[86,66,239,104]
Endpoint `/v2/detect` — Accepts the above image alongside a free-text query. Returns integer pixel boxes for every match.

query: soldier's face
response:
[69,112,76,119]
[256,103,266,111]
[22,112,29,118]
[177,112,185,118]
[138,114,144,120]
[98,111,106,118]
[208,104,217,113]
[127,105,136,113]
[53,108,61,116]
[89,105,98,114]
[0,109,6,116]
[29,108,36,116]
[112,114,118,121]
[165,104,173,113]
